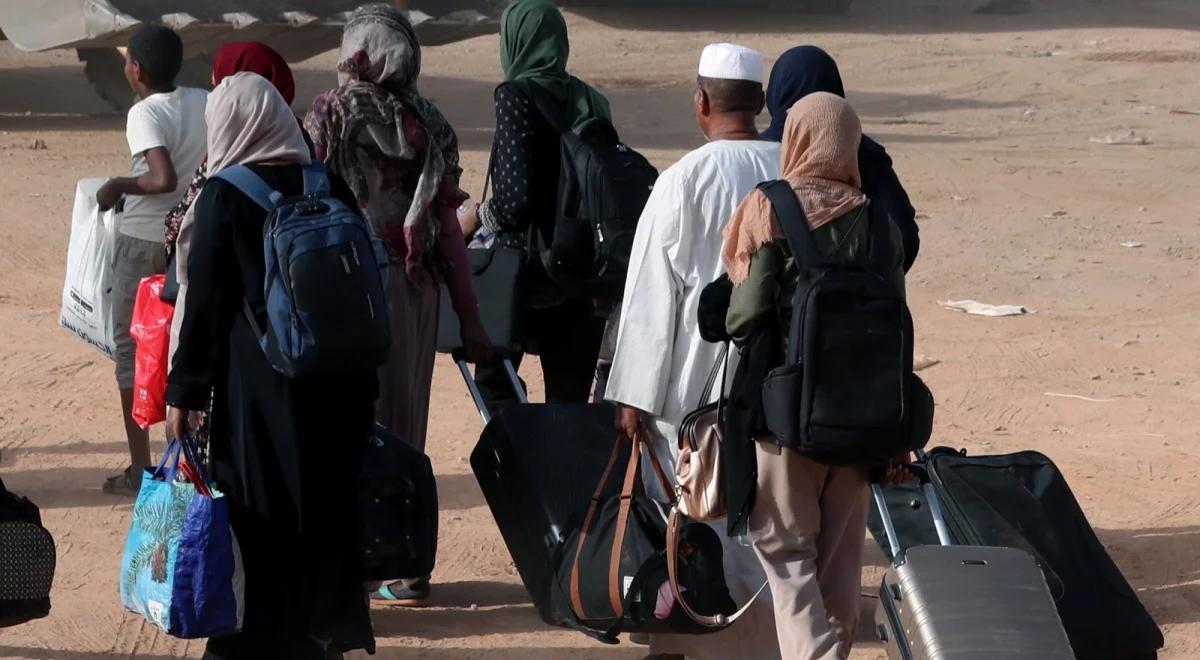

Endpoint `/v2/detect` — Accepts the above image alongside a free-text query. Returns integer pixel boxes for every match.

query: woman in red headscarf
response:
[162,42,305,375]
[163,42,299,259]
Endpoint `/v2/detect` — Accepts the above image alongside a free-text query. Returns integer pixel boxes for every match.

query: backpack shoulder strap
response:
[301,162,331,197]
[211,165,280,212]
[756,180,825,266]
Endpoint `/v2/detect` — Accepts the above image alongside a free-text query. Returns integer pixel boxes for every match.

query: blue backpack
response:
[212,163,391,377]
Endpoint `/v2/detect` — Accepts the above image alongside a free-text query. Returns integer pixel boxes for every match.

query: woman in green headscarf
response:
[498,0,610,128]
[459,0,611,412]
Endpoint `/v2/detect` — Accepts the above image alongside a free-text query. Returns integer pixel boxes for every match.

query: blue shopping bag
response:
[119,435,243,638]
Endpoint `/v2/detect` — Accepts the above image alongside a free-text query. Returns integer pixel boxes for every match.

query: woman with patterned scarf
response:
[305,3,490,606]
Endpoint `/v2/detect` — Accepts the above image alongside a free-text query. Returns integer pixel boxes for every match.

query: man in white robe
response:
[605,43,783,660]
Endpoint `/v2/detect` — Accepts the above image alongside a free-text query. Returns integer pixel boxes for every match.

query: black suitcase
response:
[458,357,626,631]
[926,448,1164,660]
[359,424,438,582]
[871,483,1074,660]
[0,476,55,628]
[871,448,1164,660]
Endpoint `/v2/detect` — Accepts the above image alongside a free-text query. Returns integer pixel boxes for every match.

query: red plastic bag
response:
[130,275,175,429]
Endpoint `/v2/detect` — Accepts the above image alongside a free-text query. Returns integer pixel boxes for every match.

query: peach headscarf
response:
[722,91,868,284]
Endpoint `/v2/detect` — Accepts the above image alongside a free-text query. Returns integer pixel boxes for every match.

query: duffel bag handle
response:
[568,431,677,621]
[665,506,767,628]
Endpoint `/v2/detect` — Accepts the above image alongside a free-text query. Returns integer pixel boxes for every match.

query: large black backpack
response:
[514,82,658,301]
[0,475,55,627]
[756,180,933,465]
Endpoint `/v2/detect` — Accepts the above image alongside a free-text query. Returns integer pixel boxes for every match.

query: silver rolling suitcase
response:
[872,481,1075,660]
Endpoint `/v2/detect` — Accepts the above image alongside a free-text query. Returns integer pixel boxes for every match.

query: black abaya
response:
[166,163,377,658]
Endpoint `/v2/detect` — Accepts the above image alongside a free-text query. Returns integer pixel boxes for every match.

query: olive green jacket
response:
[726,205,906,344]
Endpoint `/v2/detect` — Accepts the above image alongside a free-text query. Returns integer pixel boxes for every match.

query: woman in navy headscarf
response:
[762,46,920,271]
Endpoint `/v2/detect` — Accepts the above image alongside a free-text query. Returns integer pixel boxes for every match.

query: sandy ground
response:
[2,0,1199,657]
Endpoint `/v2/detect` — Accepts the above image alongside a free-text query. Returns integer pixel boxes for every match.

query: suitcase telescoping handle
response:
[870,455,955,559]
[452,350,527,425]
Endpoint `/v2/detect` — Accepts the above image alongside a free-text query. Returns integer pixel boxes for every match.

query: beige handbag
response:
[674,345,729,521]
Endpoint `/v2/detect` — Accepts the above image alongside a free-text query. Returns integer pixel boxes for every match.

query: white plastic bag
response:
[60,178,117,359]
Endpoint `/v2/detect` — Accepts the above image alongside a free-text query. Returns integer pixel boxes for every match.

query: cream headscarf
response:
[169,72,312,370]
[722,92,868,284]
[205,71,311,175]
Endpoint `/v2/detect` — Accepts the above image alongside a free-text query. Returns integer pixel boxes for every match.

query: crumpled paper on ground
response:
[940,299,1031,317]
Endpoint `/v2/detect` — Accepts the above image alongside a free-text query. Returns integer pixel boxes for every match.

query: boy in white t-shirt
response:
[96,25,207,495]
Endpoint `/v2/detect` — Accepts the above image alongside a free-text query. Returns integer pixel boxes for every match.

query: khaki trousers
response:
[749,441,869,660]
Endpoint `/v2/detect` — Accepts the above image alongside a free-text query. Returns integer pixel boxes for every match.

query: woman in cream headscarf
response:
[720,92,905,660]
[166,72,376,660]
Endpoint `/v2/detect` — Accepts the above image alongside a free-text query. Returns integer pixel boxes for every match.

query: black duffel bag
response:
[553,435,761,643]
[0,475,55,628]
[359,424,438,582]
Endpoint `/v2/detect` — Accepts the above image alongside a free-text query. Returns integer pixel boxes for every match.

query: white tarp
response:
[60,178,116,359]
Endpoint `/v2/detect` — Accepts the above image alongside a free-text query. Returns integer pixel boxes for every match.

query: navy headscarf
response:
[762,46,844,141]
[762,45,920,271]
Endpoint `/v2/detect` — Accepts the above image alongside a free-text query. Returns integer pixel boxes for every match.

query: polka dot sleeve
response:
[480,84,537,234]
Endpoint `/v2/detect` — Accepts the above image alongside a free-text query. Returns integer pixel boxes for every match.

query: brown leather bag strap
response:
[607,434,644,616]
[640,434,677,506]
[666,506,768,628]
[569,437,625,619]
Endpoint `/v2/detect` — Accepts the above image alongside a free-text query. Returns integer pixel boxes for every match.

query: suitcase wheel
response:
[876,623,889,642]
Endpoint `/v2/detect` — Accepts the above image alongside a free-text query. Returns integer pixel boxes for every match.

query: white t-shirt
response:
[120,86,208,242]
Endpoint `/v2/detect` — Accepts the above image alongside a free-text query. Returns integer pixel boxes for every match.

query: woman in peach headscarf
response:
[719,91,905,660]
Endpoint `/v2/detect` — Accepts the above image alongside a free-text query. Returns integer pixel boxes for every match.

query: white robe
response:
[606,139,783,660]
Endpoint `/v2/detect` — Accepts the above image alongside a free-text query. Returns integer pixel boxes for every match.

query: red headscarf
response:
[212,42,296,105]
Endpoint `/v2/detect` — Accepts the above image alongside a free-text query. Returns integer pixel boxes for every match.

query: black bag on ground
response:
[877,447,1164,660]
[512,80,658,301]
[552,436,737,642]
[470,402,627,630]
[756,179,932,465]
[0,476,55,628]
[359,424,438,582]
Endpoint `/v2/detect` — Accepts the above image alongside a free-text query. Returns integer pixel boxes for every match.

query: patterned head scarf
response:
[305,3,464,282]
[500,0,611,128]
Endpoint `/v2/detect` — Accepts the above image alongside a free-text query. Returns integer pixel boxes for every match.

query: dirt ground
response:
[2,0,1199,657]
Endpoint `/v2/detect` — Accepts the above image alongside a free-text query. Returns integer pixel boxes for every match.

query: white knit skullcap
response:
[698,43,764,84]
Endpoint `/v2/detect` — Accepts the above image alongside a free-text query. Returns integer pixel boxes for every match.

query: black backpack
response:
[514,81,659,301]
[0,476,55,628]
[756,180,933,466]
[359,425,438,581]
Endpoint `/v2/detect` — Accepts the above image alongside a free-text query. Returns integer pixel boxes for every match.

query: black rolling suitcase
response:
[359,424,438,581]
[925,448,1164,660]
[871,482,1074,660]
[870,448,1165,660]
[0,476,55,628]
[455,356,628,631]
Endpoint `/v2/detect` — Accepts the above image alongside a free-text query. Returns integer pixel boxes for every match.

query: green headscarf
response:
[500,0,611,129]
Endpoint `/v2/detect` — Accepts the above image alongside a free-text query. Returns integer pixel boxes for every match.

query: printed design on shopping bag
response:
[120,481,192,628]
[119,436,243,638]
[60,178,118,359]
